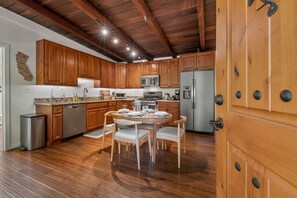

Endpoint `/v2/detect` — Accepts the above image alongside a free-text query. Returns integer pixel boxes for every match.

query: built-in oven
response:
[141,101,157,110]
[140,75,159,87]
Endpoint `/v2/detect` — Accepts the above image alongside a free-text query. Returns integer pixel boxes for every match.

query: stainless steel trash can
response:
[20,113,45,150]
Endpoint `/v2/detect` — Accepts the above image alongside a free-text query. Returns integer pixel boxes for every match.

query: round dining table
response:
[112,112,172,163]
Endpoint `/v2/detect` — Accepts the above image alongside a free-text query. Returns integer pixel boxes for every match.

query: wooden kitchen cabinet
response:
[37,39,78,86]
[92,56,101,80]
[36,105,63,146]
[126,63,140,88]
[101,59,115,88]
[107,101,117,123]
[86,102,108,131]
[180,52,214,71]
[78,52,100,80]
[157,101,180,126]
[148,61,159,74]
[159,59,180,88]
[115,64,126,88]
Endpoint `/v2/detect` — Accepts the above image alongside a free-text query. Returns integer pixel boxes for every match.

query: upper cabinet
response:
[159,59,180,88]
[37,39,77,86]
[126,63,141,88]
[115,63,126,88]
[148,61,159,74]
[78,52,100,80]
[180,51,215,71]
[101,59,115,88]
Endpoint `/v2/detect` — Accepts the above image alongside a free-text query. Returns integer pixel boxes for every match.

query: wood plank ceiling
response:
[0,0,216,62]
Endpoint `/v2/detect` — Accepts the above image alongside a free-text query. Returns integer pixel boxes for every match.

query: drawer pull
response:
[252,177,260,189]
[214,94,223,105]
[253,90,262,100]
[280,90,292,102]
[235,162,241,172]
[236,91,242,99]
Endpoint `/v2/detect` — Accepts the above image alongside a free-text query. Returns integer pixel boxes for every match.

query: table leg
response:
[152,124,157,163]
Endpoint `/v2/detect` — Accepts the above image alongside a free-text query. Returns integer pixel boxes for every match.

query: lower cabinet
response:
[229,144,297,198]
[117,100,133,110]
[36,105,63,146]
[157,101,180,126]
[86,102,108,131]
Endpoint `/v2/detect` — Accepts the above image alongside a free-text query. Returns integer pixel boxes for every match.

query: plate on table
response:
[154,111,169,117]
[146,109,155,113]
[118,109,130,113]
[126,111,143,117]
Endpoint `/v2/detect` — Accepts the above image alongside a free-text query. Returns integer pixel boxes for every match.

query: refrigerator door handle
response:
[192,78,196,109]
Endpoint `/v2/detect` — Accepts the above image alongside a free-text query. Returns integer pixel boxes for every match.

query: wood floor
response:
[0,133,216,198]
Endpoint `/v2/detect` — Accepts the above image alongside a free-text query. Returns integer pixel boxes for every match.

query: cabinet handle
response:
[252,177,260,189]
[214,94,223,105]
[253,90,262,100]
[261,0,278,17]
[280,90,292,102]
[235,162,241,172]
[248,0,254,7]
[236,91,242,99]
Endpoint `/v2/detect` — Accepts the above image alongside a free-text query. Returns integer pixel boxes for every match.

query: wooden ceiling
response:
[0,0,216,62]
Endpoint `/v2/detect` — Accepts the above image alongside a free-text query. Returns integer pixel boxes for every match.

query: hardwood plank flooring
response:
[0,133,215,198]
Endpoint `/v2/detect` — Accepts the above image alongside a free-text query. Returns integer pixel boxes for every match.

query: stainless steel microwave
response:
[140,75,160,87]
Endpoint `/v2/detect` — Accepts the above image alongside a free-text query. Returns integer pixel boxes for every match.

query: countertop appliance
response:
[115,93,126,99]
[140,75,159,87]
[63,104,86,139]
[140,91,162,110]
[180,71,214,133]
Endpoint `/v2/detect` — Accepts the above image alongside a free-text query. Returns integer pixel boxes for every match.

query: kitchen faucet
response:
[83,88,88,99]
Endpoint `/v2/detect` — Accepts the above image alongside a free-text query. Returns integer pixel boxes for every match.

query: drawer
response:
[87,102,108,110]
[108,101,117,107]
[52,106,62,114]
[157,102,168,108]
[168,102,179,108]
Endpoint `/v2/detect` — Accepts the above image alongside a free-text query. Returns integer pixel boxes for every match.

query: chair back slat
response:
[114,119,142,126]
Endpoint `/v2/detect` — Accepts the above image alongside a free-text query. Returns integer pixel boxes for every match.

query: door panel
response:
[230,0,247,107]
[247,1,269,110]
[63,47,78,86]
[271,0,297,115]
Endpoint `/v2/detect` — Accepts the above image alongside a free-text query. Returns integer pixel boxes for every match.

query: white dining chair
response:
[111,119,152,170]
[101,111,117,150]
[156,116,187,168]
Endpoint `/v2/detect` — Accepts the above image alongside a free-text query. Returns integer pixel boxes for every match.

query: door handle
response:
[209,117,224,131]
[214,94,223,105]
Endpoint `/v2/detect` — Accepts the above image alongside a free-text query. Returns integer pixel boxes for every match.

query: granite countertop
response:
[157,100,180,103]
[34,97,135,106]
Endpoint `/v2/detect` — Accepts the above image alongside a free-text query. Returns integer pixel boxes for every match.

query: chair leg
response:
[178,139,181,169]
[110,137,115,162]
[165,141,167,150]
[148,132,152,156]
[102,129,105,150]
[157,139,159,150]
[118,142,121,154]
[184,133,186,153]
[136,141,140,170]
[126,143,129,151]
[162,140,164,150]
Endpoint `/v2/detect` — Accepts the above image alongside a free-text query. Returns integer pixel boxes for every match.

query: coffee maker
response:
[174,89,180,100]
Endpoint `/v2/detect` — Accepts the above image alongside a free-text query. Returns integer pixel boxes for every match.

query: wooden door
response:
[115,64,126,88]
[216,0,297,197]
[169,59,180,88]
[78,52,89,78]
[63,47,78,86]
[180,53,197,71]
[149,61,159,74]
[133,63,141,88]
[141,62,149,75]
[52,113,62,141]
[44,41,63,85]
[100,59,109,87]
[107,61,115,88]
[159,60,169,88]
[86,109,98,131]
[97,108,108,127]
[126,63,133,88]
[92,56,101,80]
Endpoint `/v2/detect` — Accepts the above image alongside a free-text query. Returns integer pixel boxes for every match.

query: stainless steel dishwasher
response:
[63,104,86,139]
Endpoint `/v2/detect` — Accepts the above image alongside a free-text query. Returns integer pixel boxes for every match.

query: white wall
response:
[0,7,178,149]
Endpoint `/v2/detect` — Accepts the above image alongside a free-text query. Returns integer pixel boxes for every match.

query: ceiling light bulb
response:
[126,47,130,51]
[138,56,141,59]
[113,38,118,44]
[102,29,108,35]
[131,51,136,57]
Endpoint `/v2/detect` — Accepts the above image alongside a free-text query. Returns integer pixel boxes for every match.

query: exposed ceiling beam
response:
[14,0,126,61]
[131,0,176,57]
[69,0,154,61]
[197,0,206,51]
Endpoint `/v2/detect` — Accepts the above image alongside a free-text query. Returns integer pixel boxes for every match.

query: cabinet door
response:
[86,109,98,130]
[78,52,89,78]
[149,61,159,74]
[44,41,63,85]
[63,47,78,86]
[168,108,179,126]
[52,113,62,141]
[133,63,141,88]
[141,62,149,75]
[247,160,266,198]
[197,52,214,70]
[97,108,108,127]
[159,60,169,88]
[100,59,109,87]
[180,53,197,71]
[126,64,133,88]
[115,64,126,88]
[169,59,180,88]
[92,56,101,80]
[108,61,115,88]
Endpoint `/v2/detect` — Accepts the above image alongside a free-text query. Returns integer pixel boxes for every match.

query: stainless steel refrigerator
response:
[180,70,214,133]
